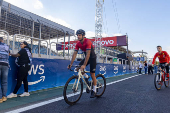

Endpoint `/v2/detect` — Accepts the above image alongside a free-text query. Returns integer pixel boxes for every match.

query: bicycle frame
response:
[73,69,91,91]
[158,67,167,82]
[161,70,166,81]
[72,69,103,92]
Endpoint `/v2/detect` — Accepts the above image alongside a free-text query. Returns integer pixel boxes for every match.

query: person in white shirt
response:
[139,61,143,74]
[148,60,153,74]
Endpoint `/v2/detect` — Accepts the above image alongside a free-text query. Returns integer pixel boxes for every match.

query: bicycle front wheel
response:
[95,74,106,97]
[63,76,83,105]
[154,73,162,90]
[164,74,169,87]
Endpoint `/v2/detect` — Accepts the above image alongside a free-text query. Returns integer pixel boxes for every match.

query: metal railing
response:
[12,34,49,58]
[0,30,9,45]
[49,42,65,58]
[0,30,132,63]
[99,54,130,65]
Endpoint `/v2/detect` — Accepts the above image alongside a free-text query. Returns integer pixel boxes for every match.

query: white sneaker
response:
[19,92,30,97]
[7,93,17,98]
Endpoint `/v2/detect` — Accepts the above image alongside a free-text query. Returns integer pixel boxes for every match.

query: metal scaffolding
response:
[0,1,74,58]
[0,6,68,39]
[95,0,104,58]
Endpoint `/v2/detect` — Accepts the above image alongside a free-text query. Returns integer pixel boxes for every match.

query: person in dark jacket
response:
[144,61,148,75]
[148,60,153,74]
[7,41,32,98]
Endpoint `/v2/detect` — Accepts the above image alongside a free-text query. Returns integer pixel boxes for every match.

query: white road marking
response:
[106,74,140,85]
[6,74,142,113]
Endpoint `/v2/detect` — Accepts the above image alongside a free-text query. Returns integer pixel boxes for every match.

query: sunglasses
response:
[20,44,23,45]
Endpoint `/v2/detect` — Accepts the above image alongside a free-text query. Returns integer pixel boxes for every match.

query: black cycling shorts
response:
[159,63,169,73]
[79,57,96,73]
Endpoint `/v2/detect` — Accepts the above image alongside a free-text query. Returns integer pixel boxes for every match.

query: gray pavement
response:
[19,73,170,113]
[0,73,138,113]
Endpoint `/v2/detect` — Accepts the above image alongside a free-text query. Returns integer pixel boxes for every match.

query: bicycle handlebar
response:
[68,65,90,73]
[69,65,80,71]
[71,65,81,67]
[158,64,168,67]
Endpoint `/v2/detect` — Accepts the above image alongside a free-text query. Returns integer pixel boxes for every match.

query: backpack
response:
[0,42,9,64]
[15,48,32,66]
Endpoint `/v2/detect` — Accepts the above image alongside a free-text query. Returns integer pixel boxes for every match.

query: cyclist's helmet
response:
[76,29,85,36]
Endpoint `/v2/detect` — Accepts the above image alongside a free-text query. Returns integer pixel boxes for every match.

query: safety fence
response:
[6,57,141,95]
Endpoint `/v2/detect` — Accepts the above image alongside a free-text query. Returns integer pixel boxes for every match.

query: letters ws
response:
[28,65,44,75]
[38,65,44,74]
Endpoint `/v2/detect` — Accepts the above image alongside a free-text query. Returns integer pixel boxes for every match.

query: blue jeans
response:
[144,66,147,74]
[0,65,9,99]
[154,66,158,74]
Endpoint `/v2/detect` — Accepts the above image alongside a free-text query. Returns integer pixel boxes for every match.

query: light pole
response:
[126,33,128,54]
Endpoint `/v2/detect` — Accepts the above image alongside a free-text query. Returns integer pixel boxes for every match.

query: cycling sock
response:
[93,85,96,92]
[83,73,89,78]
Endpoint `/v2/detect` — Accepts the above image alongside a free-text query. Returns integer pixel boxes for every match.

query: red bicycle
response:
[154,64,169,90]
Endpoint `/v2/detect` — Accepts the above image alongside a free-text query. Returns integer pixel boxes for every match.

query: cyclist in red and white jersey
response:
[68,29,97,98]
[152,46,170,79]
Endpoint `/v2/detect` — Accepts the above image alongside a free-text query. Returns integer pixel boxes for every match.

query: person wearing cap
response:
[68,29,97,98]
[7,41,32,98]
[0,37,10,103]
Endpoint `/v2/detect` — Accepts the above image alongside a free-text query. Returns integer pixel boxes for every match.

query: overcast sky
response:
[4,0,170,58]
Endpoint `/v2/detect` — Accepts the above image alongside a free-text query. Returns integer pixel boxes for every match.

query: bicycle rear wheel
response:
[164,74,169,87]
[63,76,83,105]
[154,73,162,90]
[95,74,106,97]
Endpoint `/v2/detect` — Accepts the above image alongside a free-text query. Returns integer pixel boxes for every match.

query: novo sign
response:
[92,39,115,46]
[60,35,127,50]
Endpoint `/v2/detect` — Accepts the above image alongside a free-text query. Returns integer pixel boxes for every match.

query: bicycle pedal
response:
[86,87,90,93]
[158,82,162,85]
[96,88,98,92]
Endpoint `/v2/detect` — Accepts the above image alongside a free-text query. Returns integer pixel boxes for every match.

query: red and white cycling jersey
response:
[152,51,170,64]
[75,38,96,58]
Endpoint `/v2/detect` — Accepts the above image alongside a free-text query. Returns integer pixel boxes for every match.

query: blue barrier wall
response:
[4,57,141,95]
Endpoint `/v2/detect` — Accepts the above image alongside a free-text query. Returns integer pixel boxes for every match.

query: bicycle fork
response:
[72,70,85,92]
[161,72,166,81]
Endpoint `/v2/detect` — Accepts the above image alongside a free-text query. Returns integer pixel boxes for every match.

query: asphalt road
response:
[17,74,170,113]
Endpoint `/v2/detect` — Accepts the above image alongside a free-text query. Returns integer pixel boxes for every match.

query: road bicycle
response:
[154,64,169,90]
[63,65,106,105]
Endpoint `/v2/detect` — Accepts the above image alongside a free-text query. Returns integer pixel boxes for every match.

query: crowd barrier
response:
[5,57,141,95]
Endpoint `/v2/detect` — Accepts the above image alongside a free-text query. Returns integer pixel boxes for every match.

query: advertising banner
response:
[140,57,144,61]
[137,57,140,61]
[5,57,139,95]
[56,43,62,50]
[133,57,136,61]
[113,58,117,62]
[117,35,127,46]
[60,35,127,50]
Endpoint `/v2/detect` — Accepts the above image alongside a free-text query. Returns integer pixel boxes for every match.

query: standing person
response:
[144,61,148,75]
[68,29,97,98]
[7,41,32,98]
[148,60,153,74]
[139,61,143,74]
[0,37,10,103]
[152,46,170,80]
